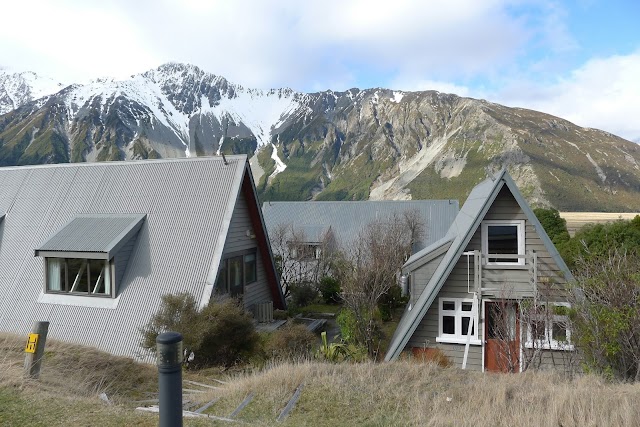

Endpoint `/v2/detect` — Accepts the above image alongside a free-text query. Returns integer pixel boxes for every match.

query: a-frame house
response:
[385,170,575,372]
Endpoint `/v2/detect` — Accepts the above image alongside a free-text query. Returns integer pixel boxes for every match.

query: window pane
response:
[461,316,474,336]
[244,253,257,284]
[442,301,455,311]
[488,225,518,263]
[228,256,243,296]
[461,302,473,311]
[68,258,88,293]
[443,316,455,334]
[531,320,546,341]
[216,261,228,294]
[89,259,108,294]
[552,321,568,342]
[46,258,65,292]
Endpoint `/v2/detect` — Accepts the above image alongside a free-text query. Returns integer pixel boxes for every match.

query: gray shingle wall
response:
[0,156,269,360]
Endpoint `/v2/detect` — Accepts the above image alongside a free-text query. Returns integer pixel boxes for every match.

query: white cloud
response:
[0,0,546,89]
[495,51,640,141]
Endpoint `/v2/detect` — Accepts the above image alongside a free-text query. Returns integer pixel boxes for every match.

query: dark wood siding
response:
[221,190,271,311]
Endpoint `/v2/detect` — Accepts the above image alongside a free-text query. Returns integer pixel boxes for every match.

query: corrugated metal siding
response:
[0,156,267,359]
[262,200,459,252]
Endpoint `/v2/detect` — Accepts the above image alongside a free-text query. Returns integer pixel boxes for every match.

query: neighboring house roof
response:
[262,200,460,252]
[384,170,574,361]
[35,214,146,258]
[0,155,283,359]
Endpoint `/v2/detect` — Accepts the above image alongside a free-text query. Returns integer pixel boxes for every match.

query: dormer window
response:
[35,214,145,299]
[46,258,113,296]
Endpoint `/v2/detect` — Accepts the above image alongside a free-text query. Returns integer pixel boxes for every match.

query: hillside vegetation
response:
[2,333,640,426]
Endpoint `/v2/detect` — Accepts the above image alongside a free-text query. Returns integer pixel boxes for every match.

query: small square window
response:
[482,220,525,266]
[442,301,455,311]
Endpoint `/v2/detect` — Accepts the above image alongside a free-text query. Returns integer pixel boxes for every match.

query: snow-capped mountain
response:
[0,68,66,115]
[1,62,640,211]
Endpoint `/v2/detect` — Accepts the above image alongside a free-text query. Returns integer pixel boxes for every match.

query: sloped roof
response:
[385,170,574,361]
[0,155,281,359]
[35,214,146,258]
[262,200,459,252]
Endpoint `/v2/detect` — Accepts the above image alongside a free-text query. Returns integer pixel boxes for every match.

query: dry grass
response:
[3,333,640,426]
[0,333,213,426]
[560,212,640,236]
[193,361,640,426]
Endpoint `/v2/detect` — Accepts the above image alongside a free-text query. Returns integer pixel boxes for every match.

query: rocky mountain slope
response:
[1,63,639,211]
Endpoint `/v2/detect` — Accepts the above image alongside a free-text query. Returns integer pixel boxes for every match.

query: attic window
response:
[35,214,146,298]
[481,220,525,266]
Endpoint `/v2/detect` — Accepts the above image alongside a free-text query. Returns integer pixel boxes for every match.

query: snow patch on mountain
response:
[209,89,300,146]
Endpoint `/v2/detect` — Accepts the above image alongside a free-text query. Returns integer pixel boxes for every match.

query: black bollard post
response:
[156,332,183,427]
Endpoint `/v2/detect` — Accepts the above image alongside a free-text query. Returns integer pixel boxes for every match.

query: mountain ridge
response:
[1,63,639,211]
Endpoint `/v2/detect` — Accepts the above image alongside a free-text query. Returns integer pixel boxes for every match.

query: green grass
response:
[296,304,341,315]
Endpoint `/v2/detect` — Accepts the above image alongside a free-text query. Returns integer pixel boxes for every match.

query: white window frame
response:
[481,220,526,266]
[525,303,574,350]
[436,297,481,345]
[45,257,114,298]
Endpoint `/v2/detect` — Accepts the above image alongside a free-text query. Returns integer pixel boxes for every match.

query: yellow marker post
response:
[23,322,49,379]
[25,333,39,354]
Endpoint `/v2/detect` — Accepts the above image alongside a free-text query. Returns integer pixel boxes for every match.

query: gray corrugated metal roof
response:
[262,200,459,252]
[0,155,275,360]
[384,170,574,361]
[35,214,145,257]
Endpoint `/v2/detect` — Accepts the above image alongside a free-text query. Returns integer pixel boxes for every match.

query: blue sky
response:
[1,0,639,141]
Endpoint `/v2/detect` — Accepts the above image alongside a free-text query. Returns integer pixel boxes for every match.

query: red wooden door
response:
[485,302,520,373]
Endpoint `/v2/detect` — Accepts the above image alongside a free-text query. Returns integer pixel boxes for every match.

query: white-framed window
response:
[525,304,573,350]
[46,257,113,297]
[481,220,525,266]
[436,298,481,345]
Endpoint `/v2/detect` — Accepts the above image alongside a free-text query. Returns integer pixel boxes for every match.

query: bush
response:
[571,249,640,380]
[336,308,358,343]
[140,293,259,368]
[378,284,407,321]
[289,283,318,307]
[318,276,341,304]
[264,324,316,361]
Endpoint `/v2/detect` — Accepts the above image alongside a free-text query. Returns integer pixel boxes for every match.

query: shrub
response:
[336,308,356,343]
[318,276,341,304]
[264,324,316,361]
[289,283,318,307]
[571,249,640,380]
[140,293,259,368]
[378,284,406,321]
